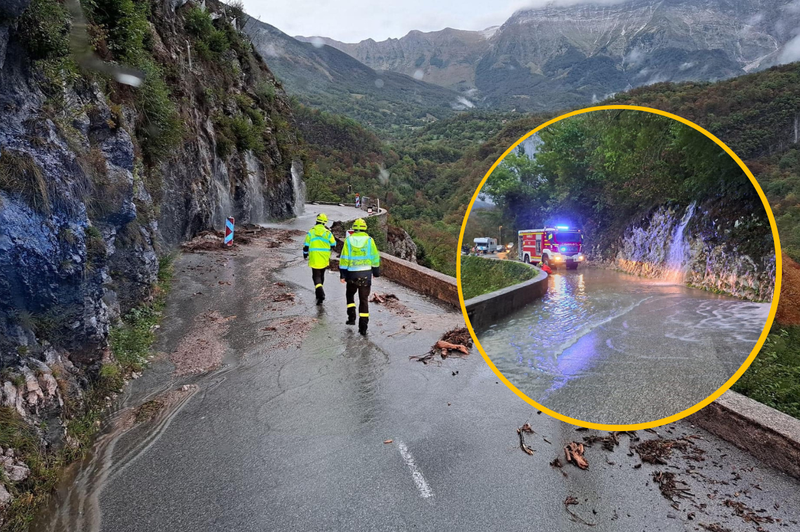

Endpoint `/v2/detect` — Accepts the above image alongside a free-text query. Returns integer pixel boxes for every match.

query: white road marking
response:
[396,440,434,499]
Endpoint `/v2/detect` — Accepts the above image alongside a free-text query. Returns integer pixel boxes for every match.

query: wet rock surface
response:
[386,225,418,263]
[614,203,775,301]
[0,0,302,459]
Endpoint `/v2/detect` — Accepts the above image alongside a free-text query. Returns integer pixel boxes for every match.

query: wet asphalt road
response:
[478,268,771,425]
[34,206,800,532]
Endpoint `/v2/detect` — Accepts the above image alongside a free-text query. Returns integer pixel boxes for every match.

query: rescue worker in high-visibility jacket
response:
[303,213,337,305]
[339,218,380,335]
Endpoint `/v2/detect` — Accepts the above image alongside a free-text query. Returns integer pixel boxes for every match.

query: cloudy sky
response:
[241,0,614,42]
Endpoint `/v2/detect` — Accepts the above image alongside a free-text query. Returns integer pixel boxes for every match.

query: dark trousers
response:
[311,268,326,288]
[345,281,371,317]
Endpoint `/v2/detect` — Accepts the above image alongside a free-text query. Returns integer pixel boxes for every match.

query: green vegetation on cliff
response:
[483,109,771,258]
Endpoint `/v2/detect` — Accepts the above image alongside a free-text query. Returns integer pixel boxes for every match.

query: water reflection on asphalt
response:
[478,268,771,424]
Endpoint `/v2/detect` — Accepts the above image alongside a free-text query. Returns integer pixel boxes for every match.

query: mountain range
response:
[286,0,800,117]
[244,18,467,132]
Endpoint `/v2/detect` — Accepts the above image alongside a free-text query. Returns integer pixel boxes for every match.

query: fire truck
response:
[518,226,585,270]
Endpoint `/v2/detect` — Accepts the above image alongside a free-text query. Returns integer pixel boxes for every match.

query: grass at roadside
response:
[108,255,175,374]
[0,255,176,531]
[0,408,63,532]
[68,254,176,447]
[733,326,800,419]
[459,256,538,300]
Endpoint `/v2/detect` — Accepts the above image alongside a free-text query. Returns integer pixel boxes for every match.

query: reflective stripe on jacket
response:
[339,232,380,274]
[303,224,336,269]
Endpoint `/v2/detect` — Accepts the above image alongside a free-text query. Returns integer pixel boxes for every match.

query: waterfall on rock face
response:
[212,177,234,229]
[243,153,267,224]
[291,160,306,216]
[664,202,696,282]
[247,171,266,224]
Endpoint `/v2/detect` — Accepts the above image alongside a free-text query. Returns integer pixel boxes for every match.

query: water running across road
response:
[477,268,771,425]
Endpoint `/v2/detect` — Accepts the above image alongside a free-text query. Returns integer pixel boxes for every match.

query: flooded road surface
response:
[478,268,771,425]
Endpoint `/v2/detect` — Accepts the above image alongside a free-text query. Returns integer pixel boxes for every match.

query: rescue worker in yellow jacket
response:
[339,218,380,335]
[303,213,337,305]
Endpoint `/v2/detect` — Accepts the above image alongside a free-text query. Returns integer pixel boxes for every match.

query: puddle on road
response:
[478,268,771,424]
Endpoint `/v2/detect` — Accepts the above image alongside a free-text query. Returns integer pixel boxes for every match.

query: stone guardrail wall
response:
[378,253,460,307]
[463,263,549,331]
[688,390,800,480]
[328,253,460,308]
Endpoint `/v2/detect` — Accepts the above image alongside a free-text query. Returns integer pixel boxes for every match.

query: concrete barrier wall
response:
[464,266,549,331]
[327,253,460,307]
[378,253,460,307]
[688,390,800,480]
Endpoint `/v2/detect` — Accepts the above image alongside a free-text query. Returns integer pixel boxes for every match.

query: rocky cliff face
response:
[613,203,775,301]
[0,0,301,461]
[386,225,417,263]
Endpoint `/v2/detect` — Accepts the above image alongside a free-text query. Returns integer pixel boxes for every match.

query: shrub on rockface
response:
[0,149,51,213]
[16,0,70,61]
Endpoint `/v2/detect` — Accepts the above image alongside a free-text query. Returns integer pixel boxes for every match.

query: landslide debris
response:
[633,437,702,465]
[181,227,303,252]
[369,292,411,317]
[653,470,693,501]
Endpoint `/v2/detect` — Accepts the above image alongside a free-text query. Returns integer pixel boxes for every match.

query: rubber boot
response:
[358,316,368,336]
[346,307,356,325]
[315,286,325,305]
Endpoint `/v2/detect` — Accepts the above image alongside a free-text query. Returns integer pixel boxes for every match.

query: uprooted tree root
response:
[410,327,472,364]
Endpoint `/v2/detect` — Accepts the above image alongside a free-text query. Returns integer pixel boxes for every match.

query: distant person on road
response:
[303,213,337,305]
[339,218,381,335]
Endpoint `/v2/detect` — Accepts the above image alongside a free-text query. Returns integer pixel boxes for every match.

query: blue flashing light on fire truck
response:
[518,226,585,270]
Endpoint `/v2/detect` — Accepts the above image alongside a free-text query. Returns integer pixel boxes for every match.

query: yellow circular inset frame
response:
[456,104,782,431]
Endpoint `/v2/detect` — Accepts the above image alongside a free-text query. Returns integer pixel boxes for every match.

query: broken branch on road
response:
[582,432,620,451]
[517,424,535,455]
[653,471,694,502]
[272,292,295,302]
[564,442,589,470]
[410,327,472,364]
